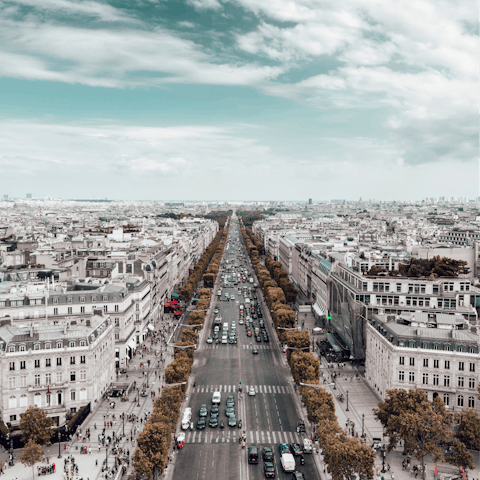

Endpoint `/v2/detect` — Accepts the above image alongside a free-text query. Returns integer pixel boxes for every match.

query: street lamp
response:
[121,413,125,438]
[381,444,387,473]
[346,390,349,411]
[105,439,109,467]
[361,414,365,438]
[57,430,62,458]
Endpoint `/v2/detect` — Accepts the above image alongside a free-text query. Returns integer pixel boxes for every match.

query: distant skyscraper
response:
[308,198,312,205]
[2,195,7,200]
[26,193,32,199]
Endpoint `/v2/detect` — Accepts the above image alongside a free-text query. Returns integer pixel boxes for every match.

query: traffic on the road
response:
[172,215,318,480]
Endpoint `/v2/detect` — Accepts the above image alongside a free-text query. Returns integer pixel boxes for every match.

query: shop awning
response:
[326,334,342,353]
[171,300,178,305]
[171,292,179,299]
[127,337,137,349]
[164,302,171,308]
[174,310,183,315]
[147,324,154,331]
[313,303,326,317]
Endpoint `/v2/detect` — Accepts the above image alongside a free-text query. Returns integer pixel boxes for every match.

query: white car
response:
[207,337,213,344]
[239,319,244,325]
[248,387,256,396]
[222,336,228,344]
[230,295,235,301]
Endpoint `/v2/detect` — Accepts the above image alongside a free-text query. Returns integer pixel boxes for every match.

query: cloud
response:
[187,0,222,10]
[129,157,187,174]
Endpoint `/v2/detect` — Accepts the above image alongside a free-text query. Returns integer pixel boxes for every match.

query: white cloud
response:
[187,0,222,10]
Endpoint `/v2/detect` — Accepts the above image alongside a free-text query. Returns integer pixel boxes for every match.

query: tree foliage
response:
[455,408,480,450]
[444,438,475,474]
[19,406,54,446]
[19,440,44,480]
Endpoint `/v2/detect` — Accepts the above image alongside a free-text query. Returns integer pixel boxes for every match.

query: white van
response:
[223,322,229,331]
[212,391,221,404]
[245,298,251,305]
[280,453,295,472]
[181,407,192,430]
[303,438,313,453]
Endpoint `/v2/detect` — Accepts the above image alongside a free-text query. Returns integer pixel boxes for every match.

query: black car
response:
[211,405,219,415]
[290,443,303,456]
[209,416,218,428]
[196,418,206,429]
[263,335,269,343]
[262,446,274,462]
[264,462,275,478]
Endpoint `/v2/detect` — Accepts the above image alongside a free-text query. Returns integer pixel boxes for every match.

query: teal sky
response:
[0,0,478,201]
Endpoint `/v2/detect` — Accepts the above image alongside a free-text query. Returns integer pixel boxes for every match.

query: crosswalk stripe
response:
[250,430,254,443]
[259,385,262,393]
[268,385,272,393]
[267,431,271,444]
[261,431,265,443]
[272,431,276,443]
[256,431,259,444]
[264,385,267,393]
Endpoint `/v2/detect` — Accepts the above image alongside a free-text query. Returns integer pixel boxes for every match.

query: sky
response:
[0,0,478,201]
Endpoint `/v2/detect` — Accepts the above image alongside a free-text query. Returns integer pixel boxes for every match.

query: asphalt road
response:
[172,218,320,480]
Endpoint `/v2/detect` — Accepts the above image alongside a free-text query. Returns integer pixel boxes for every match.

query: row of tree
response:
[237,211,266,227]
[133,219,231,479]
[239,222,375,480]
[374,388,479,475]
[178,228,226,303]
[264,253,298,304]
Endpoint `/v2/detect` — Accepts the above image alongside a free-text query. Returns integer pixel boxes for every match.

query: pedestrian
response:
[387,464,390,472]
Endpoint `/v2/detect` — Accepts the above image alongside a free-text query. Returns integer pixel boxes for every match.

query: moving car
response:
[209,416,218,428]
[264,462,276,478]
[263,446,274,462]
[211,405,219,415]
[278,443,290,455]
[199,404,208,417]
[207,337,213,344]
[290,443,303,457]
[225,407,235,417]
[297,420,306,434]
[226,396,235,407]
[196,418,206,430]
[249,386,256,396]
[292,473,305,480]
[252,347,258,354]
[228,416,237,427]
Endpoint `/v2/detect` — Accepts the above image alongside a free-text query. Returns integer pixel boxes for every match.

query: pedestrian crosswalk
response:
[182,429,305,445]
[199,344,272,350]
[194,384,292,394]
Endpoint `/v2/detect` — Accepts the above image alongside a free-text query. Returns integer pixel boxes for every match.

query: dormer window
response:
[92,296,96,302]
[34,343,40,351]
[19,345,26,352]
[45,342,51,349]
[79,340,86,347]
[80,297,85,303]
[69,341,75,348]
[53,298,58,304]
[103,295,108,302]
[56,341,63,349]
[8,346,15,353]
[67,297,72,304]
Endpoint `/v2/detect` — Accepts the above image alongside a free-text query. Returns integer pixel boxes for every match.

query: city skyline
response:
[0,0,477,200]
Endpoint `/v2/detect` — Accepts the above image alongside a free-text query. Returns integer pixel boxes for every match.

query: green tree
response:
[18,440,44,480]
[19,406,54,445]
[455,409,480,450]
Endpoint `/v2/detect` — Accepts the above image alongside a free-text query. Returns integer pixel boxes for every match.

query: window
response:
[433,374,439,386]
[396,283,401,292]
[103,305,108,313]
[115,318,120,326]
[433,285,439,294]
[9,415,16,422]
[67,297,72,304]
[70,356,75,365]
[34,359,40,368]
[399,356,404,365]
[80,370,86,380]
[70,391,76,401]
[34,374,41,386]
[468,397,475,408]
[422,373,428,385]
[445,360,450,369]
[103,295,108,302]
[9,362,15,371]
[56,342,62,349]
[444,375,450,387]
[53,308,58,316]
[423,359,429,368]
[45,373,51,385]
[8,345,15,353]
[46,394,51,406]
[45,343,51,349]
[20,361,26,370]
[409,372,415,382]
[80,297,85,303]
[68,307,72,315]
[409,358,415,366]
[56,358,62,366]
[433,359,439,368]
[457,395,464,407]
[80,355,86,364]
[9,377,15,389]
[19,376,26,387]
[19,345,26,352]
[457,361,465,371]
[470,363,475,372]
[56,372,63,383]
[70,407,77,414]
[70,372,76,382]
[46,358,51,367]
[53,298,58,304]
[398,371,404,381]
[80,340,86,347]
[92,296,96,302]
[469,378,476,389]
[34,343,40,350]
[115,305,119,312]
[69,341,75,348]
[80,306,85,314]
[115,333,119,340]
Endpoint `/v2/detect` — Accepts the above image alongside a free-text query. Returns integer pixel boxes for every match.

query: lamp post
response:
[57,431,62,458]
[381,444,387,473]
[121,413,125,438]
[105,438,109,466]
[361,413,365,438]
[346,390,349,411]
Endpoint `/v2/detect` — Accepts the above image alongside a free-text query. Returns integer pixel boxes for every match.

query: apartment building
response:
[365,312,479,413]
[0,314,115,427]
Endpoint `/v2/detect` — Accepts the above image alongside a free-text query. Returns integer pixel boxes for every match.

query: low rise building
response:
[365,312,479,413]
[0,314,115,427]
